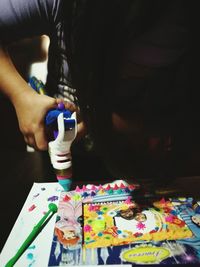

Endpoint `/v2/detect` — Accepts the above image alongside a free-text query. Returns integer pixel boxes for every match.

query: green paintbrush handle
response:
[5,203,57,267]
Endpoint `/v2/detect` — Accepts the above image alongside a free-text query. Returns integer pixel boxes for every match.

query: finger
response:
[34,129,48,151]
[55,98,76,111]
[76,121,87,141]
[64,101,76,111]
[24,136,29,146]
[55,98,64,105]
[43,95,59,112]
[24,135,37,150]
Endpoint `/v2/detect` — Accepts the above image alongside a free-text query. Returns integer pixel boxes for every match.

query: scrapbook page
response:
[48,183,200,266]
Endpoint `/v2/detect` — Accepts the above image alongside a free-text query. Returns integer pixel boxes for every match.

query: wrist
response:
[11,84,37,110]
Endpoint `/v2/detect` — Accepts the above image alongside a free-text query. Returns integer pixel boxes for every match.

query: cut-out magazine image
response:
[48,185,200,266]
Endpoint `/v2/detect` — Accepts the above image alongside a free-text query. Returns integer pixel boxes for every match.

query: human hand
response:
[13,88,86,150]
[13,88,58,150]
[56,98,87,141]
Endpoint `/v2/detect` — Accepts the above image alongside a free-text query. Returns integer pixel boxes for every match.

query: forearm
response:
[0,44,35,106]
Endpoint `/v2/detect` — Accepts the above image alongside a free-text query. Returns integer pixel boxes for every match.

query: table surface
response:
[1,145,200,253]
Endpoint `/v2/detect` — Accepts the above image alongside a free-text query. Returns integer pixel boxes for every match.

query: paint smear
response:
[47,195,59,202]
[28,245,36,250]
[28,204,36,212]
[27,253,34,260]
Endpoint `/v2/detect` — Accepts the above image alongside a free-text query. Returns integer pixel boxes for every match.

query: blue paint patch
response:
[27,253,34,260]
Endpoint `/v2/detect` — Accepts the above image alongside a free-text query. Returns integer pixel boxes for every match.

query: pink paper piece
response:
[82,185,87,191]
[105,184,111,190]
[119,183,126,189]
[125,196,132,204]
[113,184,119,190]
[98,184,103,190]
[91,185,97,191]
[160,197,166,204]
[128,184,136,190]
[75,186,81,192]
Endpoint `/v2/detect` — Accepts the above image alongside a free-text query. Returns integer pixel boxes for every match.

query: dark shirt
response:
[0,0,77,103]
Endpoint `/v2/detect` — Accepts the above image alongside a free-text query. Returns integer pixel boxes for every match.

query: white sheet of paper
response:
[0,182,62,267]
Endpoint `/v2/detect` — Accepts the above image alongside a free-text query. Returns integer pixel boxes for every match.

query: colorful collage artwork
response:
[48,183,200,266]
